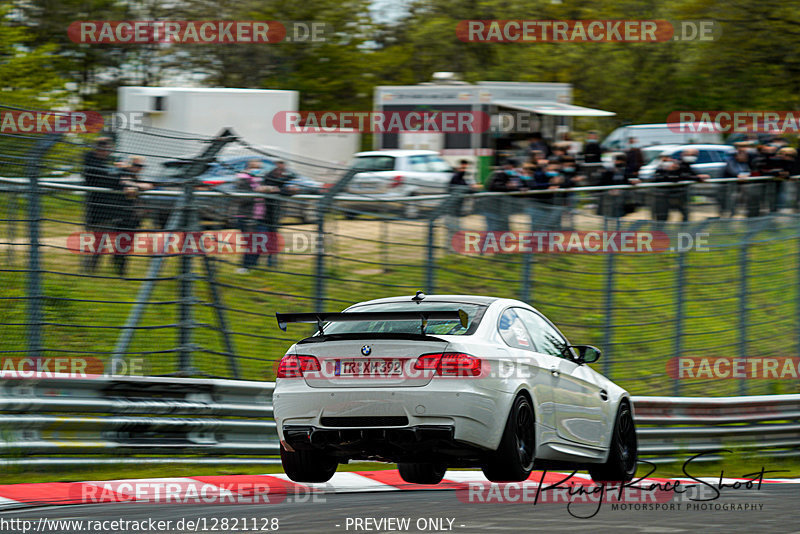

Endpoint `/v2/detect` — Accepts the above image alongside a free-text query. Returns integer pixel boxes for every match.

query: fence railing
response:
[2,120,800,400]
[0,375,276,466]
[1,375,796,466]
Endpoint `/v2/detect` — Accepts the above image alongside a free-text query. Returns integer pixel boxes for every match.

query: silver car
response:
[637,144,735,181]
[338,150,455,218]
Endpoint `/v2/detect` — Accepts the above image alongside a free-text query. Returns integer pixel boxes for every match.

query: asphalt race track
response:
[1,484,797,533]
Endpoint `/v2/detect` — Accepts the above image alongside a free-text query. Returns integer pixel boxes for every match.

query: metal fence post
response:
[178,179,197,374]
[313,168,359,313]
[738,220,754,396]
[426,218,436,293]
[25,134,61,362]
[314,209,326,313]
[519,208,535,303]
[602,217,618,378]
[797,215,800,368]
[673,236,687,397]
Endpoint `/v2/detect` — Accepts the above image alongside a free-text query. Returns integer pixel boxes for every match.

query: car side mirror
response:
[568,345,602,364]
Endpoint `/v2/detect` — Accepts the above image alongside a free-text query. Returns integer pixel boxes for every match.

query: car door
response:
[693,149,721,177]
[404,154,434,193]
[496,308,556,430]
[515,309,607,448]
[348,155,398,194]
[424,155,455,194]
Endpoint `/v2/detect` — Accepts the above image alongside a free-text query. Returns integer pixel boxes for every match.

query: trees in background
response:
[3,0,798,129]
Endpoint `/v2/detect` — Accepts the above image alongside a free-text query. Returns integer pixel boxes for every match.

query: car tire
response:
[481,394,536,482]
[589,401,638,483]
[280,443,338,483]
[397,462,447,485]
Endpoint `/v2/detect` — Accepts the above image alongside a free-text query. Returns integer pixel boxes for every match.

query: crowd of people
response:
[80,131,800,276]
[80,138,298,276]
[82,137,153,276]
[448,131,800,231]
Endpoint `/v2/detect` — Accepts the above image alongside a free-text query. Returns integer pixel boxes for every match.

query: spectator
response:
[775,147,798,211]
[625,137,644,178]
[598,154,640,218]
[235,159,267,274]
[118,156,153,227]
[650,149,708,222]
[527,133,550,158]
[523,159,561,229]
[82,137,128,274]
[582,131,603,164]
[446,160,478,238]
[752,144,785,213]
[108,157,153,276]
[560,132,582,157]
[722,146,753,217]
[261,160,298,268]
[485,159,522,231]
[530,159,569,230]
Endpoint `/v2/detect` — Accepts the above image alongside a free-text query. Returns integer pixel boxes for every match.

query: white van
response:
[601,123,724,151]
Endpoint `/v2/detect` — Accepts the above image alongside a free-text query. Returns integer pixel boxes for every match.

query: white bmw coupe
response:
[273,293,637,484]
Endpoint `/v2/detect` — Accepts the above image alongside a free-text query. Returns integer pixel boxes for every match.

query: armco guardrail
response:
[0,375,277,466]
[633,393,800,463]
[0,376,798,466]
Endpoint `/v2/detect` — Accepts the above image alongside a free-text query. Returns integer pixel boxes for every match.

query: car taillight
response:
[276,354,320,378]
[390,175,405,188]
[413,352,482,377]
[202,179,226,186]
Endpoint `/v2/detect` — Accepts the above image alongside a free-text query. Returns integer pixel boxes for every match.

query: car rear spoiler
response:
[276,310,468,334]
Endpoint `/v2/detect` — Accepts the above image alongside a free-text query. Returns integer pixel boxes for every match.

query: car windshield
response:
[641,147,670,165]
[351,155,396,171]
[322,301,487,336]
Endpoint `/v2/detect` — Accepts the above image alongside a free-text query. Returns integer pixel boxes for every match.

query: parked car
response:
[149,155,322,227]
[339,150,455,218]
[273,293,637,484]
[637,144,736,181]
[601,123,724,151]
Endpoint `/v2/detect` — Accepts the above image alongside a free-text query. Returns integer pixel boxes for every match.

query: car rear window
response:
[351,156,396,171]
[322,302,487,336]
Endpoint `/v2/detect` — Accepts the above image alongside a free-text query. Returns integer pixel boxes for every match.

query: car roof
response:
[354,150,441,158]
[641,144,681,150]
[348,294,501,307]
[623,123,719,130]
[672,144,734,150]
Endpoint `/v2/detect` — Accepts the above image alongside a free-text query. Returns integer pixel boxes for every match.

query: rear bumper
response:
[274,382,512,455]
[282,424,475,462]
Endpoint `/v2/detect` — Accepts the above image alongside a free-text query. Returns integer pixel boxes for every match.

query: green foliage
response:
[7,0,800,126]
[0,5,68,108]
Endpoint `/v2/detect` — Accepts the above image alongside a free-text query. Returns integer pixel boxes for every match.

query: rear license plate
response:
[335,359,403,377]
